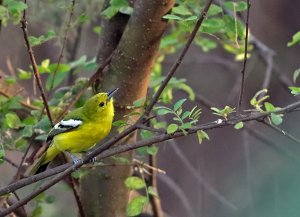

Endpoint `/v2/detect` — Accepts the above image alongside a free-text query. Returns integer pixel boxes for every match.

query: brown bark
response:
[80,0,174,216]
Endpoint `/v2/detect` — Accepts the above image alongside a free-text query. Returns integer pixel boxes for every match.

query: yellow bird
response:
[30,88,118,175]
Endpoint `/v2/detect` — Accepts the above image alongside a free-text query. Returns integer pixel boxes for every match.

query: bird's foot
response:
[67,153,83,165]
[89,157,97,164]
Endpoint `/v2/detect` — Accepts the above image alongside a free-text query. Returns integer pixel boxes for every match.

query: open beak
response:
[107,88,119,102]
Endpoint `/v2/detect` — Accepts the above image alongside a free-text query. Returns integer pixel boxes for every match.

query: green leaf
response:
[140,130,154,140]
[125,176,146,190]
[112,120,128,127]
[0,6,9,27]
[22,125,33,137]
[287,31,300,47]
[264,102,276,112]
[17,68,32,80]
[181,111,191,120]
[163,14,183,20]
[293,68,300,83]
[126,196,148,217]
[223,1,248,12]
[147,146,158,156]
[16,138,27,150]
[207,4,223,16]
[5,113,23,129]
[289,86,300,96]
[101,6,119,19]
[93,26,102,35]
[5,76,16,85]
[173,98,186,111]
[28,30,56,47]
[156,108,173,115]
[148,186,158,197]
[196,130,209,144]
[133,97,146,108]
[119,6,133,15]
[181,122,192,129]
[69,55,87,69]
[31,205,42,217]
[167,123,178,134]
[271,113,283,125]
[45,195,55,204]
[234,121,244,129]
[176,83,195,101]
[0,143,4,164]
[172,5,192,16]
[195,37,218,52]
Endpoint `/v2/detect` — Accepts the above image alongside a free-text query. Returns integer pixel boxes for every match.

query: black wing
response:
[47,119,83,142]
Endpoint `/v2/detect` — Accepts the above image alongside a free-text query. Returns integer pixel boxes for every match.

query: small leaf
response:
[126,196,148,217]
[148,186,158,197]
[287,31,300,47]
[172,5,192,16]
[181,122,192,129]
[173,98,187,111]
[181,111,191,120]
[147,146,158,156]
[207,4,223,16]
[112,120,128,127]
[234,122,244,129]
[271,113,283,125]
[140,130,154,140]
[223,1,248,12]
[156,108,173,115]
[293,68,300,83]
[289,86,300,96]
[133,97,146,108]
[167,124,178,134]
[125,176,146,190]
[196,130,209,144]
[5,113,23,129]
[163,14,183,20]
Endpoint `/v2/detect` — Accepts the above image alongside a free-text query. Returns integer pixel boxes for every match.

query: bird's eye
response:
[99,102,105,107]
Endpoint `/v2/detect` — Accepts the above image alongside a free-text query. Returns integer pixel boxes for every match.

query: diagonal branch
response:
[49,0,76,92]
[144,0,214,116]
[237,0,251,114]
[20,2,53,126]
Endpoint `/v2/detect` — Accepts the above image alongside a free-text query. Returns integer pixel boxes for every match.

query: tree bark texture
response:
[80,0,175,216]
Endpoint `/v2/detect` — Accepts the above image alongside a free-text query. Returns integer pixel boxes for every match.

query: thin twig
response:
[20,3,53,126]
[4,157,19,169]
[148,154,164,217]
[262,121,300,144]
[144,0,214,116]
[49,0,76,92]
[0,90,39,110]
[237,0,251,114]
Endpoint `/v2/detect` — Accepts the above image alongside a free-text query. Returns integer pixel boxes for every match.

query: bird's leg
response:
[81,151,97,164]
[65,152,82,164]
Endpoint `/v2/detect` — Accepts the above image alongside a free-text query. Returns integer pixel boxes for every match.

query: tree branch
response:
[237,0,251,114]
[144,0,214,116]
[20,2,53,126]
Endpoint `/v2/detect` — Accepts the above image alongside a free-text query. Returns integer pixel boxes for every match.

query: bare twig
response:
[144,0,214,116]
[148,154,164,217]
[262,121,300,144]
[4,157,19,169]
[20,2,53,126]
[49,0,76,92]
[0,90,39,111]
[237,0,251,114]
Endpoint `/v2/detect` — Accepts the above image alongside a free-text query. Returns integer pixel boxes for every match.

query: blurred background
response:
[1,0,300,216]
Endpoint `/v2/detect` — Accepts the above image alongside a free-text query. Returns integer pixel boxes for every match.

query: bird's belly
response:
[54,123,110,153]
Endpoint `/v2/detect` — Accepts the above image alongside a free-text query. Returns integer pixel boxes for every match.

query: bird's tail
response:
[29,145,59,175]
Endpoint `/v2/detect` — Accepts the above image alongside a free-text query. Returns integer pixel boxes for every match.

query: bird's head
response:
[83,88,118,119]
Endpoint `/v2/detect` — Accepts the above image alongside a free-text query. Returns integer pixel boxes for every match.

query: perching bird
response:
[30,88,118,175]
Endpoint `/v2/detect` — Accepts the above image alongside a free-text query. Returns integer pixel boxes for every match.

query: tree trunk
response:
[80,0,175,216]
